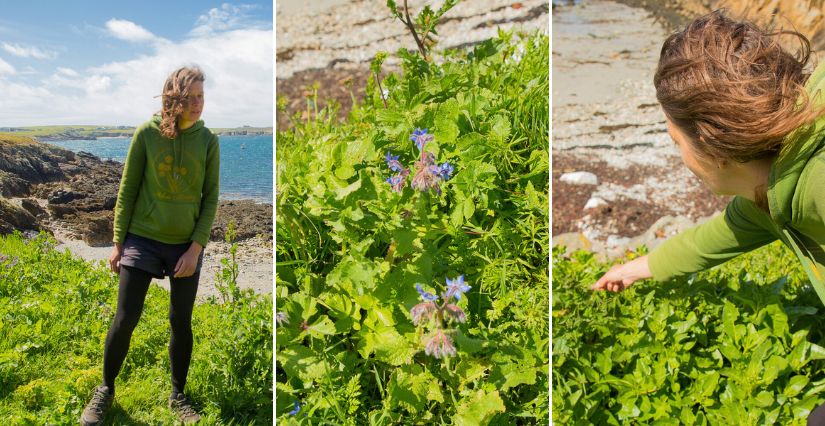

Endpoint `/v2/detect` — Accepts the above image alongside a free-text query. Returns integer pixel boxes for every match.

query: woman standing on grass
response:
[80,66,220,425]
[591,11,825,424]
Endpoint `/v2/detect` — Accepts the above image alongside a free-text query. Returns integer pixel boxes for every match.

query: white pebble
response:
[560,171,598,185]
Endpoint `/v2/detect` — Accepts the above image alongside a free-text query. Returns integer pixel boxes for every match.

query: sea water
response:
[49,135,273,204]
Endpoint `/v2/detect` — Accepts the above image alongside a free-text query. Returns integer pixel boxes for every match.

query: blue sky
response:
[0,1,272,127]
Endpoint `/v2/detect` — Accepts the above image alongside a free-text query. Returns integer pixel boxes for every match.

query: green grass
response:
[0,232,272,424]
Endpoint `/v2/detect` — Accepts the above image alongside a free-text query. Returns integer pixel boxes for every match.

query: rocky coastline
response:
[0,135,272,246]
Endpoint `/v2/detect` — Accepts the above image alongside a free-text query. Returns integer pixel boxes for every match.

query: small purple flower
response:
[415,283,439,302]
[424,330,457,358]
[410,128,434,151]
[276,311,289,326]
[443,304,467,323]
[9,257,19,268]
[411,301,438,325]
[444,275,471,301]
[288,401,301,416]
[438,162,454,180]
[385,151,403,172]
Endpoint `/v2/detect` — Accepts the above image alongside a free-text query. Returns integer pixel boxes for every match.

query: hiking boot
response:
[169,392,201,423]
[80,385,114,426]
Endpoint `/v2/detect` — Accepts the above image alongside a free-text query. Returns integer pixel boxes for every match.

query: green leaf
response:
[307,315,336,338]
[722,301,740,345]
[453,389,505,426]
[488,114,510,142]
[357,327,416,366]
[387,366,443,413]
[784,375,810,398]
[463,197,476,221]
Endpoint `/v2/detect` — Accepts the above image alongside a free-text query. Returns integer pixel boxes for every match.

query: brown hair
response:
[159,66,205,139]
[654,10,821,163]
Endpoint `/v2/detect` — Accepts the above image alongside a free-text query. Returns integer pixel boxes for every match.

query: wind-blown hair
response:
[654,10,821,163]
[159,66,205,139]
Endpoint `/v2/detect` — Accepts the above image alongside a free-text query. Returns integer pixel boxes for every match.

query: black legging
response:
[102,265,199,394]
[811,402,825,425]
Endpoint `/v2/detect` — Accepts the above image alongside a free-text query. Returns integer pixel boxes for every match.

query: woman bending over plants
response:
[80,66,220,425]
[591,10,825,424]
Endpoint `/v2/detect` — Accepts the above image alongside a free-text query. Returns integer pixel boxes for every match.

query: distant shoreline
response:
[0,125,274,141]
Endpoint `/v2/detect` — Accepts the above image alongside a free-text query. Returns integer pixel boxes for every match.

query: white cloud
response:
[191,3,258,36]
[57,67,79,77]
[105,19,162,43]
[0,57,14,75]
[0,25,272,127]
[2,43,57,60]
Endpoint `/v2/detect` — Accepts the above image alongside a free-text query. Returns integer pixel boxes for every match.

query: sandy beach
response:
[551,0,729,257]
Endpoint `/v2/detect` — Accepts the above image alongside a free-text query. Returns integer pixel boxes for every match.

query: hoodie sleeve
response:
[648,196,778,281]
[190,134,220,247]
[112,130,147,244]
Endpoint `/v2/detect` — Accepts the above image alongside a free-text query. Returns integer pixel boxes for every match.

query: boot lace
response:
[172,395,199,418]
[88,388,111,413]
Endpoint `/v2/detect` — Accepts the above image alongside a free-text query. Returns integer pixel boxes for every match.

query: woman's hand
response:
[174,242,203,278]
[591,255,652,292]
[108,243,123,274]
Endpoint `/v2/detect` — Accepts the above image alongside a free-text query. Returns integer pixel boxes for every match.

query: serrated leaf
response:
[453,389,505,426]
[365,327,415,366]
[307,315,336,338]
[387,366,443,413]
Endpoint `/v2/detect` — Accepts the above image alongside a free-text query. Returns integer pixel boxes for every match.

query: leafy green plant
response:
[0,231,272,424]
[553,242,825,425]
[387,0,460,60]
[276,10,549,422]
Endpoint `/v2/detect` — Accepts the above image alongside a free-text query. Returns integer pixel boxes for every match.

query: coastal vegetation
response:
[0,230,273,424]
[275,2,549,423]
[553,243,825,424]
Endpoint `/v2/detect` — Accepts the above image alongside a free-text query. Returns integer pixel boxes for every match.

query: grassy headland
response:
[0,232,273,424]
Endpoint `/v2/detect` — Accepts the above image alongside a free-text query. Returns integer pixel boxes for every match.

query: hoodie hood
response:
[149,114,205,137]
[767,62,825,225]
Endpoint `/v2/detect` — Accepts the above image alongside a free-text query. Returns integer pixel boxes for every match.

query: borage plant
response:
[385,128,454,195]
[411,276,471,358]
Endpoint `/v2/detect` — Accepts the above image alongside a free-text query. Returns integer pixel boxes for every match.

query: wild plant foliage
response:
[276,13,549,423]
[553,243,825,424]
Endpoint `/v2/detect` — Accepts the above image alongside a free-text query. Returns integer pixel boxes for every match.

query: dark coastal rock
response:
[0,135,272,244]
[211,200,273,241]
[82,212,114,247]
[0,198,42,234]
[21,198,46,218]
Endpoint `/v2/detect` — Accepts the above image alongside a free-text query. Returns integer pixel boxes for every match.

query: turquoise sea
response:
[49,135,273,204]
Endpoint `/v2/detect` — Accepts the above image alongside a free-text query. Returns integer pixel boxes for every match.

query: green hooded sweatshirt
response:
[648,61,825,305]
[112,115,220,248]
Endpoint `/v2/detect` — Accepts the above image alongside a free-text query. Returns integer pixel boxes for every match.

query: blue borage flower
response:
[444,275,471,301]
[385,151,403,172]
[288,401,301,416]
[410,128,434,151]
[385,129,453,194]
[438,162,454,180]
[415,283,439,301]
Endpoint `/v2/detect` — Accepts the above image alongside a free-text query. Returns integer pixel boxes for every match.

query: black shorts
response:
[119,233,204,279]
